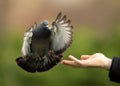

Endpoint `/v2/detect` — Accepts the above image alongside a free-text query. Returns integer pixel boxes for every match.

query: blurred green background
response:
[0,0,120,86]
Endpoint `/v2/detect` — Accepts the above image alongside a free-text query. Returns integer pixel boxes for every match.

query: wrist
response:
[103,58,112,70]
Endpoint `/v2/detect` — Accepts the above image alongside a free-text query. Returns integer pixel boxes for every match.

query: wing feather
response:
[21,27,34,56]
[51,12,73,54]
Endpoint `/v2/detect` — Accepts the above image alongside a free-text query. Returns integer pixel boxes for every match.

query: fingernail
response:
[69,55,73,57]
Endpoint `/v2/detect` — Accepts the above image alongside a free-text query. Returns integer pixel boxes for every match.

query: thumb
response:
[80,55,90,60]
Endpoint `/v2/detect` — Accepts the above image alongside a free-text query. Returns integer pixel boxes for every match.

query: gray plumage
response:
[16,12,73,72]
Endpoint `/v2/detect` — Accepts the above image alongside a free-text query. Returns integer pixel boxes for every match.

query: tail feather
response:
[16,53,62,73]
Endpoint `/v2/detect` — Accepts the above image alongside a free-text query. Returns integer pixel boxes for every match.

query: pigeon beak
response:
[46,25,49,28]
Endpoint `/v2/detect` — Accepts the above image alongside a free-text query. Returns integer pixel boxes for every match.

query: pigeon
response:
[16,12,73,73]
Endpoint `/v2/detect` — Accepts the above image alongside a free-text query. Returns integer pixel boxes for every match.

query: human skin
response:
[61,53,112,70]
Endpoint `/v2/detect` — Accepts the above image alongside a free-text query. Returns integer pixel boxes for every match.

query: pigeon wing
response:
[51,12,73,54]
[21,26,34,56]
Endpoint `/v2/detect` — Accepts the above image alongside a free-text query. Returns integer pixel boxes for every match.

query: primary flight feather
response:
[16,12,73,73]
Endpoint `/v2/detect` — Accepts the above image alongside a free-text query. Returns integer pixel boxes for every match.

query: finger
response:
[68,55,86,66]
[68,55,91,67]
[68,55,80,62]
[61,60,79,67]
[61,60,73,64]
[80,55,90,60]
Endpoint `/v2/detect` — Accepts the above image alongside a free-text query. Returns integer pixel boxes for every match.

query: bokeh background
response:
[0,0,120,86]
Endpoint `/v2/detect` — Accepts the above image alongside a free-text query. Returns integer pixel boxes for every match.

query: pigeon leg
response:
[36,55,42,61]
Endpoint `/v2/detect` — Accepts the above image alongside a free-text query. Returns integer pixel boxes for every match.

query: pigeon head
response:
[40,20,49,27]
[32,20,51,39]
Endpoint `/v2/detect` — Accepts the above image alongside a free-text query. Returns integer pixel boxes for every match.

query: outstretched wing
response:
[21,26,34,56]
[51,12,73,54]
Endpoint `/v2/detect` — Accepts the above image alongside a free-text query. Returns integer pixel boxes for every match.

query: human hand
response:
[61,53,112,70]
